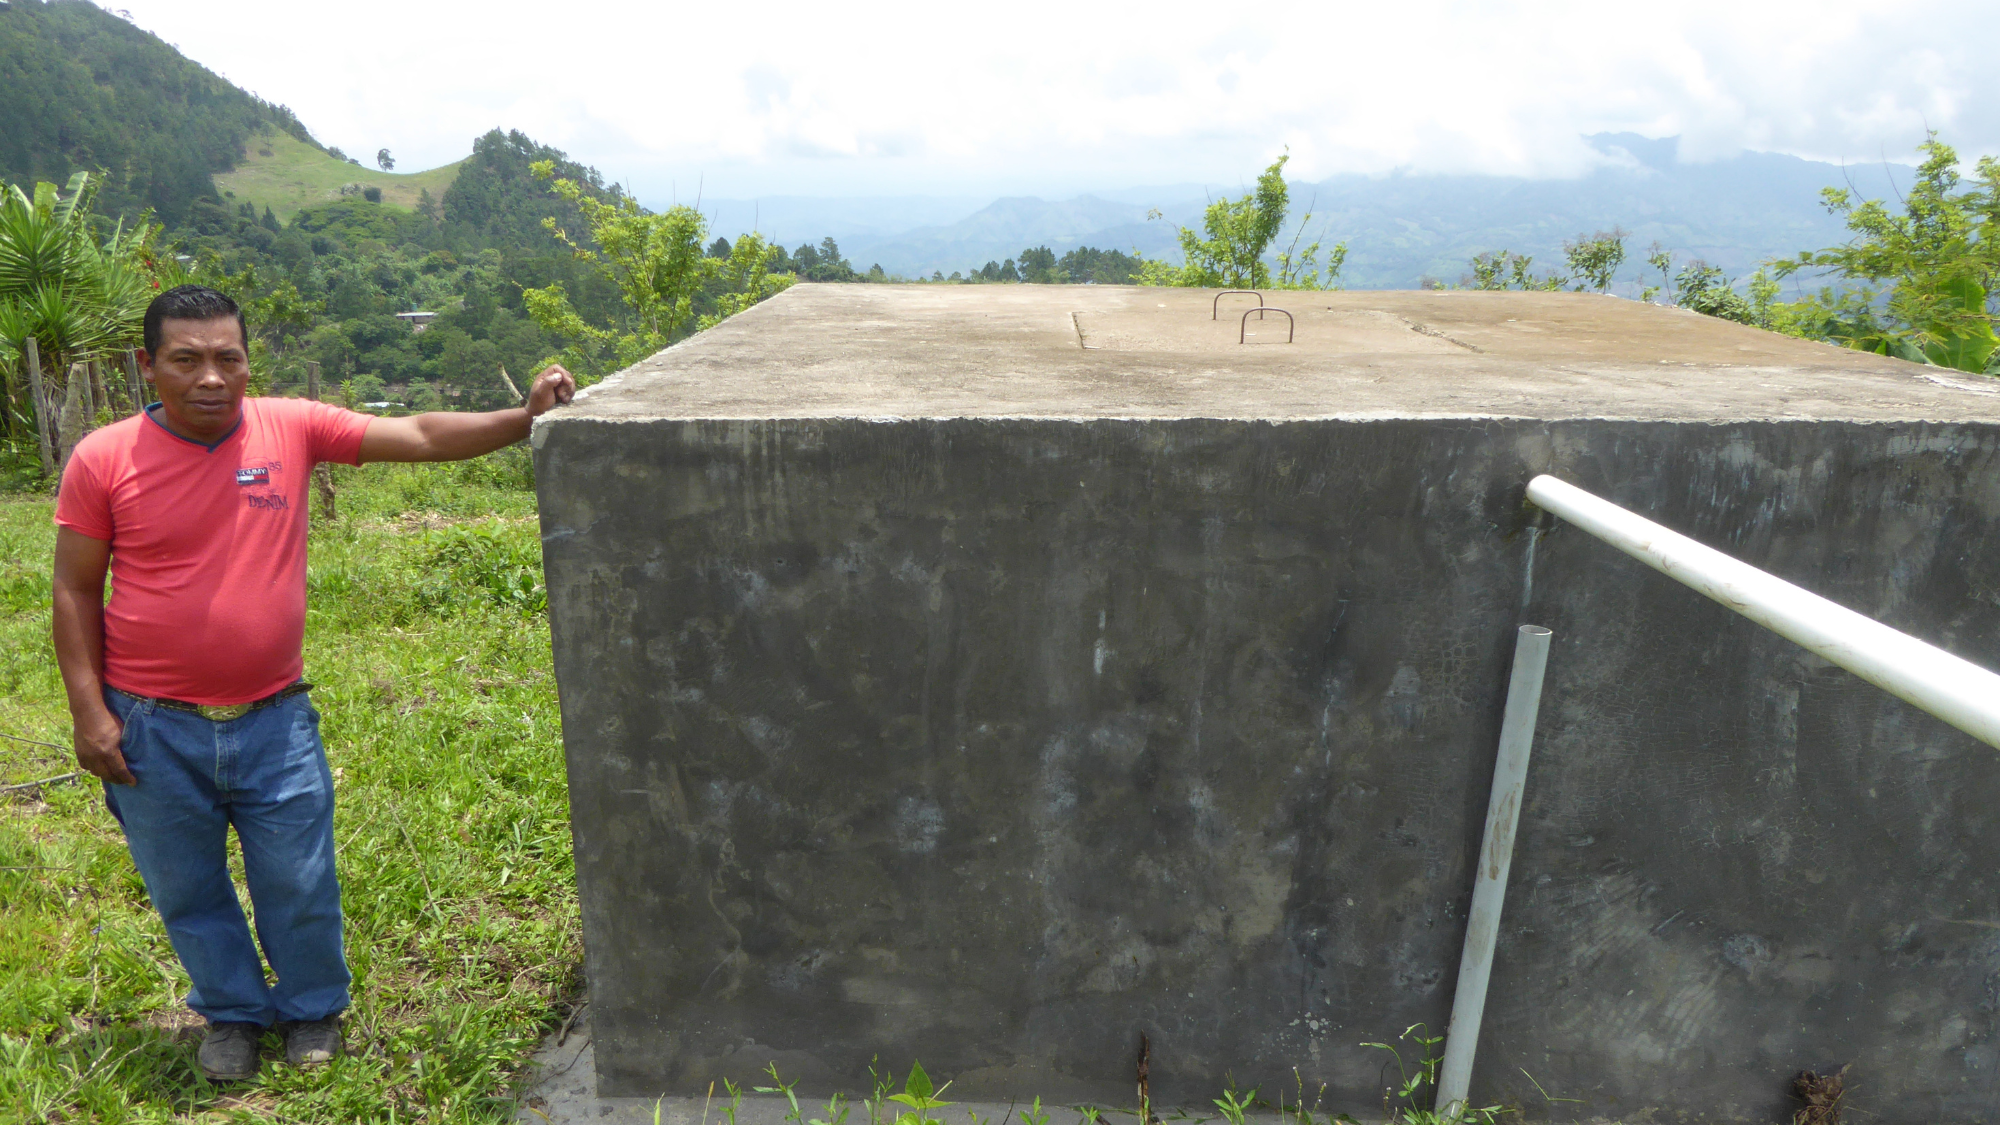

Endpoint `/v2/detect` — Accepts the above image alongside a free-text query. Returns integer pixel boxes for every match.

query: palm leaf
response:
[0,172,153,374]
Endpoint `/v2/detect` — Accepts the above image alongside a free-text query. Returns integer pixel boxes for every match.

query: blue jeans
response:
[102,686,350,1027]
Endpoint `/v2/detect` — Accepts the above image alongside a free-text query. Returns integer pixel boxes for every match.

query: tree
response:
[1018,246,1059,284]
[1134,154,1346,290]
[377,148,395,172]
[1056,247,1141,285]
[211,261,325,392]
[974,247,1152,286]
[1563,229,1627,293]
[1671,261,1755,324]
[405,378,442,412]
[1640,242,1674,303]
[1140,154,1294,288]
[1775,134,2000,373]
[1270,190,1346,290]
[1457,231,1624,293]
[341,372,386,408]
[787,237,857,282]
[1462,250,1561,291]
[520,160,791,380]
[707,237,731,259]
[698,234,788,330]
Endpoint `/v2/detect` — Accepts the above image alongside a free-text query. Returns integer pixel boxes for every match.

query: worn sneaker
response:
[283,1015,343,1067]
[198,1021,262,1080]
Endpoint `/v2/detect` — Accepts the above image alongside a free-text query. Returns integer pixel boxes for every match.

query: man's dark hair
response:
[143,285,248,356]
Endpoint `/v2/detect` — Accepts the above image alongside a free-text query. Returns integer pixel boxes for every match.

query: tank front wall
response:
[535,416,2000,1122]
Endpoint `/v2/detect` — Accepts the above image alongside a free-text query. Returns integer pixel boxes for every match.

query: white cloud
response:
[111,0,1999,203]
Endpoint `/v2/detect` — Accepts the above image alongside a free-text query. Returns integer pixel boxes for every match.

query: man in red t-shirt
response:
[51,285,575,1081]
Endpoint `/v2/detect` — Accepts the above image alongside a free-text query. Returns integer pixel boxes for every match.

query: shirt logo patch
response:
[236,467,270,486]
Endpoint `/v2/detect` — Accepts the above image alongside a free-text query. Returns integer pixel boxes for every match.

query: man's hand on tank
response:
[526,365,576,417]
[74,712,135,786]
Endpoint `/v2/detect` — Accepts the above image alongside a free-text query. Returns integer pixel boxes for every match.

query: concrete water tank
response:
[534,285,2000,1122]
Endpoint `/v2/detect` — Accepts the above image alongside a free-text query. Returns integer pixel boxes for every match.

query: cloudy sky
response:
[111,0,1998,205]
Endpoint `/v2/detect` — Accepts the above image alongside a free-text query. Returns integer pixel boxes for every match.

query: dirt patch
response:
[214,1089,281,1114]
[1793,1065,1847,1125]
[140,1007,206,1043]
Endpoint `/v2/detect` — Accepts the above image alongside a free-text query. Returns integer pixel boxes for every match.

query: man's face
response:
[139,316,249,440]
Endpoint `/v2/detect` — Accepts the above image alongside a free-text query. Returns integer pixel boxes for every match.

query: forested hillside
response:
[169,128,634,410]
[0,0,322,225]
[0,0,892,443]
[0,2,655,415]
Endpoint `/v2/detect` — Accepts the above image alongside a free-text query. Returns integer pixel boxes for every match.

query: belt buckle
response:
[198,703,252,722]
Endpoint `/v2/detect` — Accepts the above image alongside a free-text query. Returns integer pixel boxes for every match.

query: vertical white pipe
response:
[1435,624,1551,1120]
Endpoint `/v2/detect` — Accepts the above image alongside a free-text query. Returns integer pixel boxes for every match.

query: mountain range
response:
[3,0,1913,293]
[698,136,1909,290]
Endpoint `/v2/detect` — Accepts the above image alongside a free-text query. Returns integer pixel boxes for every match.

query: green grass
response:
[0,449,576,1123]
[213,129,464,223]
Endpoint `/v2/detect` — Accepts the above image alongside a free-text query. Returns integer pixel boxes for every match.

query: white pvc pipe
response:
[1527,474,2000,750]
[1435,624,1550,1121]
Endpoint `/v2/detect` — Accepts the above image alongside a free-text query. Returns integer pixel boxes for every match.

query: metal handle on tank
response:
[1213,290,1266,320]
[1240,306,1293,343]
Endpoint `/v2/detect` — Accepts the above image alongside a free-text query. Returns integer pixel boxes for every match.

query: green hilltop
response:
[214,129,463,223]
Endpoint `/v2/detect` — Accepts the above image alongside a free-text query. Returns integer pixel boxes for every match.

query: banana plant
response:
[0,172,166,449]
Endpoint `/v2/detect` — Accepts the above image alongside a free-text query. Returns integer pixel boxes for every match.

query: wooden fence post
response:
[305,360,337,521]
[23,338,55,478]
[124,350,146,414]
[89,360,108,419]
[58,363,89,472]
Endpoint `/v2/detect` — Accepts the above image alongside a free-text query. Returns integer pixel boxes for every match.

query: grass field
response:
[213,130,465,223]
[0,450,577,1123]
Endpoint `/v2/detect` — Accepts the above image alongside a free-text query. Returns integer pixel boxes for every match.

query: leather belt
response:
[143,681,314,723]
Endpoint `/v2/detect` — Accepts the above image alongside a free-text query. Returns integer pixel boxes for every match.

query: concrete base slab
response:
[512,1011,1388,1125]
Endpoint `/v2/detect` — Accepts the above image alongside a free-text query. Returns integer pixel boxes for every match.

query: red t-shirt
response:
[55,397,372,706]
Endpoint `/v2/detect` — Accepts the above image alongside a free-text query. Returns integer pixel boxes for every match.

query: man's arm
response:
[358,365,575,463]
[52,527,132,785]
